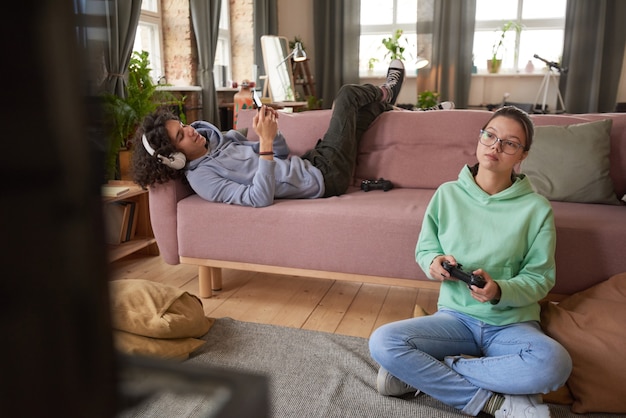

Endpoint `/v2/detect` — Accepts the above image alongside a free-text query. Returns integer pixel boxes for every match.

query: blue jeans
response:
[369,308,572,416]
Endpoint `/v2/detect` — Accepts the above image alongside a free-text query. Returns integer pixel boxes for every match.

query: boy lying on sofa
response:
[132,60,407,208]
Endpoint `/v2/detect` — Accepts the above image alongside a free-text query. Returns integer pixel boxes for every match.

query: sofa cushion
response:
[549,201,626,294]
[356,110,492,189]
[237,108,332,156]
[540,272,626,413]
[521,119,620,205]
[177,188,435,282]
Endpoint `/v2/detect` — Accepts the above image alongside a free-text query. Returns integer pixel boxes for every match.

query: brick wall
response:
[161,0,197,86]
[161,0,253,87]
[230,0,255,85]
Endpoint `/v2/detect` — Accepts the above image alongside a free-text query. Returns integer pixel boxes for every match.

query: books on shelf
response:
[102,185,130,197]
[103,200,137,245]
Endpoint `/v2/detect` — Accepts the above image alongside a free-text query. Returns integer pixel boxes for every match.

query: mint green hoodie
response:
[416,165,556,326]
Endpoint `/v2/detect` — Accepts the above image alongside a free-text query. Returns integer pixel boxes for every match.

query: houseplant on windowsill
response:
[382,29,409,61]
[488,21,523,73]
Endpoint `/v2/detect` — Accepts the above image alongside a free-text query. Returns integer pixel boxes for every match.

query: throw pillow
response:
[520,119,620,205]
[540,272,626,414]
[110,279,214,359]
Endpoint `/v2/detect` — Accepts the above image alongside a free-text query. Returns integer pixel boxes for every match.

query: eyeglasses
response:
[478,130,525,155]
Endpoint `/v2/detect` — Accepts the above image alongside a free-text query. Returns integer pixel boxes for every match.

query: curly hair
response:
[131,106,187,188]
[483,105,535,151]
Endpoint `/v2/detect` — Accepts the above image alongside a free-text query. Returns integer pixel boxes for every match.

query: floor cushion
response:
[540,272,626,413]
[110,279,214,360]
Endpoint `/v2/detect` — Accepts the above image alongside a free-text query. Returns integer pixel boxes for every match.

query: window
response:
[359,0,566,76]
[133,0,231,86]
[133,0,164,82]
[473,0,566,73]
[213,0,232,88]
[359,0,419,77]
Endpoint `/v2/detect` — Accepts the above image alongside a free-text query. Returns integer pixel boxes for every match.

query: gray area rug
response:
[119,318,624,418]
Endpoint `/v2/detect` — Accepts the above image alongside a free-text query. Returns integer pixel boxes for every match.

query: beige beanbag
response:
[110,279,214,360]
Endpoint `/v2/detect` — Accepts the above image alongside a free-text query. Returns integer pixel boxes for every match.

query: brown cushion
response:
[113,329,210,361]
[540,272,626,413]
[110,279,214,359]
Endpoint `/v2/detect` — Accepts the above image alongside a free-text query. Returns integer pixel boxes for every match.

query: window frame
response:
[134,0,164,82]
[358,0,566,76]
[473,0,566,73]
[213,0,232,88]
[359,0,419,77]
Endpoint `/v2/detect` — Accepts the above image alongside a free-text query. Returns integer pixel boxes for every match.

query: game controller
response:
[361,178,393,192]
[442,261,486,289]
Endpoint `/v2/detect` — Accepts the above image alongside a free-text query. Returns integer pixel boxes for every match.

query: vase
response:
[525,60,535,73]
[487,59,502,74]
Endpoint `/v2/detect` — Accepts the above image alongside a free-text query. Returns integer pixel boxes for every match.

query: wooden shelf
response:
[292,59,316,98]
[103,181,159,262]
[107,236,158,262]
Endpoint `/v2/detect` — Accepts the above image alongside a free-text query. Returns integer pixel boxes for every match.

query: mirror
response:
[260,35,296,102]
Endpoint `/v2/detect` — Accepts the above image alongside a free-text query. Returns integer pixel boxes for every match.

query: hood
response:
[458,164,535,204]
[190,121,225,152]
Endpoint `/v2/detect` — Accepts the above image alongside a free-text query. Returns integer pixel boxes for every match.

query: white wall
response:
[277,0,315,70]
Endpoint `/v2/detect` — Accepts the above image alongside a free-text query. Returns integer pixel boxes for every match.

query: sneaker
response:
[382,60,405,105]
[419,101,455,111]
[495,395,550,418]
[376,367,419,397]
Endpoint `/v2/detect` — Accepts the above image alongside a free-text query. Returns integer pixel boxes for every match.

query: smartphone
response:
[252,90,263,110]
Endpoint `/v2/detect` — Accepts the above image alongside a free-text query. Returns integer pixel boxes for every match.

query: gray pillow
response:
[521,119,620,205]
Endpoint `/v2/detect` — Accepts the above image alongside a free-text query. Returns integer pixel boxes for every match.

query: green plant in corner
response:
[102,50,184,180]
[381,29,408,61]
[417,90,440,109]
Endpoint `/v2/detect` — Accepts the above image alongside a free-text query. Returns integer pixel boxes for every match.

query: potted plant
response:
[417,90,440,109]
[382,29,409,61]
[367,57,379,74]
[488,21,523,73]
[102,50,184,180]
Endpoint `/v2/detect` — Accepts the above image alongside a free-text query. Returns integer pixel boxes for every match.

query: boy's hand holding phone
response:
[253,90,264,111]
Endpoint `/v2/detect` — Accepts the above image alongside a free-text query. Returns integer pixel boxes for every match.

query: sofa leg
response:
[198,266,213,298]
[198,266,223,298]
[211,268,223,291]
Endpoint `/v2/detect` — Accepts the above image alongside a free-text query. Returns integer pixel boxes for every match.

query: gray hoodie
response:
[185,121,324,207]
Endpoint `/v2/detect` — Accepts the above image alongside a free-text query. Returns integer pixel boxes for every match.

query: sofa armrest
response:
[148,179,194,264]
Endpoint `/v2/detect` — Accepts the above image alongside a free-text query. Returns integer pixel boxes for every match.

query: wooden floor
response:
[109,253,440,339]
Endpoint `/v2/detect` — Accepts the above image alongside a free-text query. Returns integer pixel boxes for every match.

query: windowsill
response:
[359,72,419,79]
[360,71,556,79]
[472,72,558,77]
[156,85,202,91]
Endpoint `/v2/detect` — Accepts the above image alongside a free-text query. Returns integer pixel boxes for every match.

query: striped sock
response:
[483,394,505,416]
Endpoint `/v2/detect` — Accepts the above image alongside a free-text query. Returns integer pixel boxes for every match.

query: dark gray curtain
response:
[560,0,626,113]
[190,0,222,127]
[254,0,278,85]
[102,0,142,97]
[313,0,360,109]
[417,0,476,109]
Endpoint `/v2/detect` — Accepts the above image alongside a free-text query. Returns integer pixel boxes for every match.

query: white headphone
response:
[142,134,186,170]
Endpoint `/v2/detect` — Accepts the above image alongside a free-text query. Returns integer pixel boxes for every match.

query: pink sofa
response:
[148,108,626,298]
